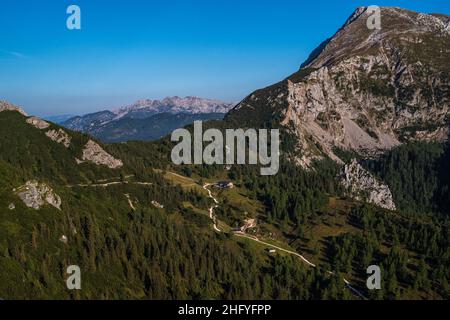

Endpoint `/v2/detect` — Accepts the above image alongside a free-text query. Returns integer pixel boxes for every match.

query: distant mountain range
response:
[84,112,226,143]
[43,114,76,124]
[62,96,235,142]
[113,96,235,118]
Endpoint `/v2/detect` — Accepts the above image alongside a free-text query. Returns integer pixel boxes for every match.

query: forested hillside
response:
[177,157,450,300]
[363,142,450,215]
[1,5,449,300]
[0,110,352,299]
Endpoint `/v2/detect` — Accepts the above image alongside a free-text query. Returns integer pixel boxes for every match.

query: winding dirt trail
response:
[233,232,316,267]
[203,183,221,232]
[67,181,153,188]
[124,193,136,211]
[202,183,368,300]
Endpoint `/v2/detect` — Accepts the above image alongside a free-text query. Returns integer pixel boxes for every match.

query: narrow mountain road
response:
[202,182,368,300]
[203,183,221,232]
[233,232,316,267]
[67,181,153,188]
[124,193,136,211]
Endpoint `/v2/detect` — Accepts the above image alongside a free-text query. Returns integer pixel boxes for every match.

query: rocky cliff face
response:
[0,100,28,116]
[15,181,62,210]
[24,115,72,147]
[341,159,396,210]
[45,129,72,148]
[26,117,50,130]
[79,140,123,169]
[228,7,450,168]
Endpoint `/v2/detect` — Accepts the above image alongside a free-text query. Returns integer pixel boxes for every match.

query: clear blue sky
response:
[0,0,448,116]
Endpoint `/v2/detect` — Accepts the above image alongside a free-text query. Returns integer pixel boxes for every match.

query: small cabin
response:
[151,200,164,209]
[216,181,234,189]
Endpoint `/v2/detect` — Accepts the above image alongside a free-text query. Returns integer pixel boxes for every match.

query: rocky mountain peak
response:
[114,96,235,117]
[228,7,450,168]
[303,7,450,70]
[0,100,28,116]
[342,6,367,28]
[63,96,235,139]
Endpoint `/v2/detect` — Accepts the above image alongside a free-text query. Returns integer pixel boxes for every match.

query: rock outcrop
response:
[0,101,28,116]
[80,140,123,169]
[16,181,62,210]
[240,218,257,232]
[26,117,50,129]
[341,159,396,210]
[45,129,71,147]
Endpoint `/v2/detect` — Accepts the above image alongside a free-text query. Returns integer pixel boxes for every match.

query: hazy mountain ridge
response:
[62,96,234,142]
[43,114,77,124]
[113,96,235,119]
[94,112,226,143]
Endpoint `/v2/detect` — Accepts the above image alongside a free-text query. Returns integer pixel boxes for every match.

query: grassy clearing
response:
[155,169,206,194]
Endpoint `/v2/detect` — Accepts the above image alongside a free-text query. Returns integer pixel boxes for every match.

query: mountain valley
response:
[0,6,449,300]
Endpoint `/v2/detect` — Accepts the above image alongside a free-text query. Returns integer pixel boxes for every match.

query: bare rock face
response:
[26,117,50,129]
[80,140,123,169]
[240,218,257,232]
[45,129,71,148]
[0,101,28,116]
[16,181,62,210]
[341,159,396,210]
[227,7,450,168]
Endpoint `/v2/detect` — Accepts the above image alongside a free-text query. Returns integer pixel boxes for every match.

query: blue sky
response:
[0,0,449,116]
